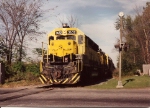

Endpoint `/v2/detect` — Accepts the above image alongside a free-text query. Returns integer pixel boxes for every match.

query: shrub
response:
[25,63,40,76]
[112,68,119,77]
[4,62,40,83]
[12,62,26,73]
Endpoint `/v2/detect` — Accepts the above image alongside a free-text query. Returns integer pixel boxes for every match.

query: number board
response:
[67,30,76,35]
[55,31,62,35]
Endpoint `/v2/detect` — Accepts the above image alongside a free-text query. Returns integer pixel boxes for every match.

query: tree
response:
[32,48,42,62]
[114,3,150,75]
[0,40,8,61]
[32,48,42,56]
[0,0,45,64]
[132,3,150,64]
[56,15,79,27]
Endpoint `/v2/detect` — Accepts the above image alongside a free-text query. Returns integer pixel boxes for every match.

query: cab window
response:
[56,35,76,40]
[67,35,76,40]
[78,35,83,44]
[56,36,65,40]
[49,36,54,45]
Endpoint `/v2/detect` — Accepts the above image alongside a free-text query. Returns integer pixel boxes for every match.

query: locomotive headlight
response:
[68,42,71,45]
[51,42,54,46]
[65,57,68,62]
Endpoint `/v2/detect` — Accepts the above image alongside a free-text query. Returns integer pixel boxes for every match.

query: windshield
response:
[56,35,76,40]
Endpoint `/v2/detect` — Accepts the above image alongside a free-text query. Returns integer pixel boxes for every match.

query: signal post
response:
[116,12,124,88]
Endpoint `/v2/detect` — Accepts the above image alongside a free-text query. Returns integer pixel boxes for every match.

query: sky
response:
[28,0,148,66]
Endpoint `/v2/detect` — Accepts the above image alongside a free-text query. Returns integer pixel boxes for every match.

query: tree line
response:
[1,0,149,77]
[115,2,150,75]
[0,0,58,65]
[0,0,77,65]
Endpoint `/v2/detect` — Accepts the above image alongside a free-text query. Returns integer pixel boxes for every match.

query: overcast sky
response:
[28,0,148,66]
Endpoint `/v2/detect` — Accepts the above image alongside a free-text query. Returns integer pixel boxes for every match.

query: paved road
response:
[0,85,150,107]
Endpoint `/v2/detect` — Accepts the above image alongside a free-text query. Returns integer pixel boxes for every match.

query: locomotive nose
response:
[50,40,77,57]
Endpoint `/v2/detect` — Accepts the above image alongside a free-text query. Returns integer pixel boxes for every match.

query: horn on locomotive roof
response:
[62,23,70,28]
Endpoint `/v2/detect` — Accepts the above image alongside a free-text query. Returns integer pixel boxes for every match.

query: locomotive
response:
[39,23,115,85]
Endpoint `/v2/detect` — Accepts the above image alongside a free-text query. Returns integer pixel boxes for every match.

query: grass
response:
[86,75,150,89]
[0,71,42,88]
[0,78,41,88]
[0,75,150,89]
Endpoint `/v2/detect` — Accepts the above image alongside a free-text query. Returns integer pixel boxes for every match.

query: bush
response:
[5,71,25,82]
[4,62,40,83]
[24,72,39,81]
[112,68,119,77]
[25,63,40,76]
[12,62,26,73]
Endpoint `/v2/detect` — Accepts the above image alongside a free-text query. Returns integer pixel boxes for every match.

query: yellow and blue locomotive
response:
[39,23,115,85]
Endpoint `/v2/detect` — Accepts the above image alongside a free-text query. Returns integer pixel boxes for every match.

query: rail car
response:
[39,23,115,85]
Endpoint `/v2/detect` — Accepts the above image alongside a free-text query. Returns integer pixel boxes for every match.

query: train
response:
[39,23,115,85]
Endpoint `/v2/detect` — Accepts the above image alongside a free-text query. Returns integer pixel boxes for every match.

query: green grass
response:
[86,75,150,89]
[0,75,150,89]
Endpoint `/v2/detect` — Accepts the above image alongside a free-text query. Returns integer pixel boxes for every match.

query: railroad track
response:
[0,87,53,102]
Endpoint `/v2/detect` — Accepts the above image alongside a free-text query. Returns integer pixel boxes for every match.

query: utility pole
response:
[116,12,124,88]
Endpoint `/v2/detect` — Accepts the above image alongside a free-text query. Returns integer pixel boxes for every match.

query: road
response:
[0,85,150,107]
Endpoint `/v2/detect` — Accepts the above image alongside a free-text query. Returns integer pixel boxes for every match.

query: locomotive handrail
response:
[81,60,83,71]
[47,47,49,63]
[42,42,48,62]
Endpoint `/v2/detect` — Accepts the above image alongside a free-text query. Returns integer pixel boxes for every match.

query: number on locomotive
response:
[67,30,76,34]
[55,31,62,35]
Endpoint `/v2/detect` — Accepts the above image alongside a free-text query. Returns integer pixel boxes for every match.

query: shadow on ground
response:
[123,79,135,86]
[0,88,52,102]
[0,88,28,94]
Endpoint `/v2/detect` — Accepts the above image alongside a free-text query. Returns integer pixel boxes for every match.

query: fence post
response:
[0,63,5,84]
